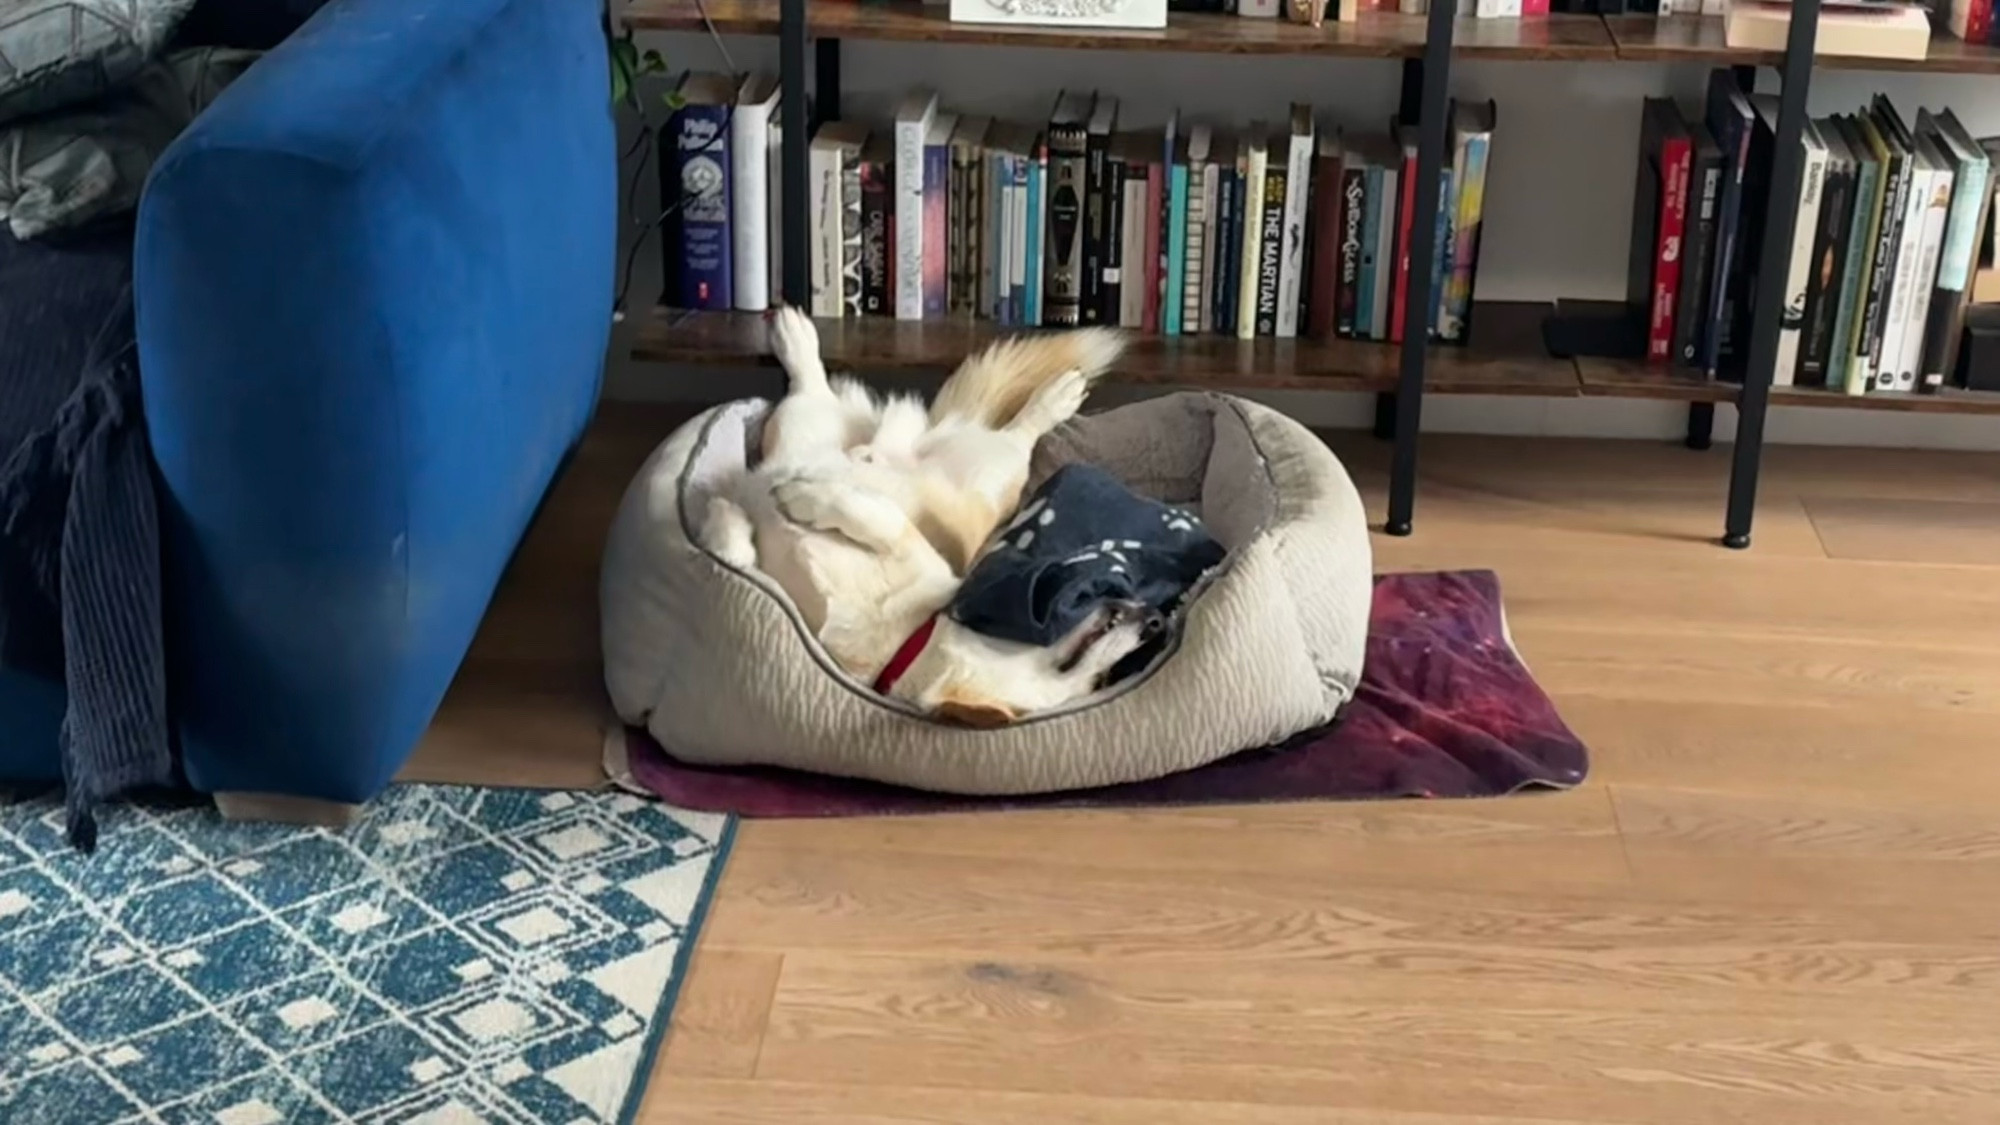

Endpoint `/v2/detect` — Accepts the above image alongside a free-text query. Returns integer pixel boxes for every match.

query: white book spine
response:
[1276,131,1314,337]
[1239,0,1280,15]
[1699,0,1724,13]
[808,146,842,318]
[1498,0,1521,15]
[1772,140,1827,388]
[1236,149,1267,340]
[1475,0,1496,18]
[893,101,935,321]
[1876,164,1931,391]
[1121,177,1147,328]
[1373,165,1398,340]
[732,101,772,311]
[1183,168,1207,332]
[1898,171,1954,391]
[1010,168,1028,316]
[767,116,783,307]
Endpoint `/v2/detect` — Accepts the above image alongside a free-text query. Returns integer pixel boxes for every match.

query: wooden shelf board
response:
[633,302,1582,396]
[1576,355,1740,404]
[625,0,1616,61]
[1604,15,2000,76]
[1771,384,2000,414]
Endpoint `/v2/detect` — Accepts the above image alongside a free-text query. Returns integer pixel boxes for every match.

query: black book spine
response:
[1256,165,1287,336]
[859,157,891,316]
[1859,150,1908,382]
[1799,157,1853,385]
[1336,160,1366,338]
[1083,127,1111,324]
[1721,110,1777,368]
[1044,122,1089,327]
[1213,171,1238,335]
[1675,143,1723,368]
[1103,152,1125,324]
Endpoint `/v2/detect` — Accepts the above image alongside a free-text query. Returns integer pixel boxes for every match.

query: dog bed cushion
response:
[600,391,1374,795]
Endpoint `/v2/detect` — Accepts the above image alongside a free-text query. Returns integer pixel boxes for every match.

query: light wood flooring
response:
[408,403,2000,1125]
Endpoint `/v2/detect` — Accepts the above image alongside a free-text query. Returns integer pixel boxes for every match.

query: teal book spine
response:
[1025,154,1044,325]
[1165,164,1189,335]
[1356,165,1381,337]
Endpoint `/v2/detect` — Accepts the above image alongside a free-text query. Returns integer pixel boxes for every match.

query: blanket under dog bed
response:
[611,569,1588,815]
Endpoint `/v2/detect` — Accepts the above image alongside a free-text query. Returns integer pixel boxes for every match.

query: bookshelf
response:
[627,0,2000,548]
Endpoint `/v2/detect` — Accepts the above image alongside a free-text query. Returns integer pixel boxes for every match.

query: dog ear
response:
[933,697,1018,729]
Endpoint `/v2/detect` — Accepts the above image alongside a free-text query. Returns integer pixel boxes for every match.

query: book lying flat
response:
[1724,1,1930,61]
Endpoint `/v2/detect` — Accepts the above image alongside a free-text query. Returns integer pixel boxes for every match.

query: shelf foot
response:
[1385,519,1413,537]
[1721,532,1750,550]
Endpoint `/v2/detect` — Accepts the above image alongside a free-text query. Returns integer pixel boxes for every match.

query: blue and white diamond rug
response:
[0,785,734,1125]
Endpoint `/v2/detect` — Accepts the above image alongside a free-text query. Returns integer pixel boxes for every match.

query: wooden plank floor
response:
[408,403,2000,1125]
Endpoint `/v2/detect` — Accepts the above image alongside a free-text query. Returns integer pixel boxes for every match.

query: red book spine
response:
[1390,146,1417,346]
[1973,0,1993,44]
[1143,161,1164,334]
[1521,0,1548,14]
[1649,134,1694,363]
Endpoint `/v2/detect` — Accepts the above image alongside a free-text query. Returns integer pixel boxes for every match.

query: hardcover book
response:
[672,73,738,311]
[1042,91,1093,327]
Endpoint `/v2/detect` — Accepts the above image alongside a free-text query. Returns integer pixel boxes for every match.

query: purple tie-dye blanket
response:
[616,570,1587,816]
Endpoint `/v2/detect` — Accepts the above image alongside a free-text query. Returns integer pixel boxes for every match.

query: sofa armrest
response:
[136,0,613,801]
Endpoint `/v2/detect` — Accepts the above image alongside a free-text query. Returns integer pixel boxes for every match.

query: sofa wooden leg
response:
[213,792,363,828]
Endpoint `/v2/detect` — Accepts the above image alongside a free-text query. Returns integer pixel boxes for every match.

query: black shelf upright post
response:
[1721,0,1819,549]
[1385,0,1458,537]
[780,0,811,305]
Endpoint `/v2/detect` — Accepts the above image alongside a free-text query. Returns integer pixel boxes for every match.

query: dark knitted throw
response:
[0,221,171,849]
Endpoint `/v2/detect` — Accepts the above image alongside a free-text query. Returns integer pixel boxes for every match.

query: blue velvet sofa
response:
[0,0,612,815]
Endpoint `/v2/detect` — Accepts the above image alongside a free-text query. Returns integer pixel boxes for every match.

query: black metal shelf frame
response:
[762,0,1819,548]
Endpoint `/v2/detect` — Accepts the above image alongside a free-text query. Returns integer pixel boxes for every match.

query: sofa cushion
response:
[0,0,197,123]
[171,0,334,50]
[0,46,258,240]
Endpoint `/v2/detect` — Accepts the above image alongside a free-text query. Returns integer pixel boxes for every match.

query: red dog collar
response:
[872,616,939,694]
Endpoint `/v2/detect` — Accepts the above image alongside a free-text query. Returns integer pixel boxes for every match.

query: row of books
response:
[663,74,1496,343]
[1629,71,1992,395]
[1214,0,1548,16]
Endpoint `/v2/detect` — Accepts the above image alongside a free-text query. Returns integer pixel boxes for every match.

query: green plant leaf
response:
[663,89,686,111]
[641,48,668,74]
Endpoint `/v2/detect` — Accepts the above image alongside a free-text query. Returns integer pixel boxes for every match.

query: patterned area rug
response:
[0,785,734,1125]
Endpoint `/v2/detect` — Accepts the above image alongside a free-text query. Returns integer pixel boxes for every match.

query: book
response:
[1275,105,1314,338]
[1236,128,1268,340]
[1167,115,1192,337]
[1922,111,1993,390]
[767,109,783,307]
[923,113,956,319]
[1389,124,1418,345]
[1186,123,1215,334]
[1083,95,1120,325]
[1440,99,1496,344]
[1144,156,1165,334]
[893,90,939,320]
[1212,145,1241,336]
[1042,91,1092,327]
[1025,138,1046,325]
[1950,0,1992,44]
[1253,137,1285,338]
[1308,131,1344,338]
[1869,98,1922,391]
[1337,144,1367,337]
[858,136,893,316]
[1630,98,1693,364]
[1725,1,1931,60]
[1893,127,1955,391]
[672,72,737,311]
[989,123,1039,324]
[1799,119,1856,386]
[1374,146,1399,341]
[1829,114,1884,396]
[731,73,781,311]
[1117,135,1149,328]
[1675,125,1725,368]
[808,120,868,318]
[1103,136,1129,328]
[1724,93,1780,374]
[1195,131,1221,335]
[1853,110,1907,393]
[1772,116,1828,387]
[1701,70,1754,378]
[948,116,990,315]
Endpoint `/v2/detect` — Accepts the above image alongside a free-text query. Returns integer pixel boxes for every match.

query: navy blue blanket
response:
[0,221,170,849]
[949,463,1225,654]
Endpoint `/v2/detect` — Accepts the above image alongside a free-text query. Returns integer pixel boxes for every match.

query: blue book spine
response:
[1011,155,1030,324]
[1357,165,1381,337]
[922,139,951,318]
[1213,171,1238,336]
[1165,164,1189,336]
[675,102,733,310]
[1025,155,1044,325]
[1430,167,1453,338]
[1703,78,1753,377]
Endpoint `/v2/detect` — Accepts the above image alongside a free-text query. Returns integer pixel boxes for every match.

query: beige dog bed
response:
[600,392,1373,794]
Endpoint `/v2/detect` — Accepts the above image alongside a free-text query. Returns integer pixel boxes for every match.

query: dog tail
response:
[928,328,1126,428]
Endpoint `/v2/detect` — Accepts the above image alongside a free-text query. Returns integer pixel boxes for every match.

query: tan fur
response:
[928,329,1127,428]
[701,308,1131,722]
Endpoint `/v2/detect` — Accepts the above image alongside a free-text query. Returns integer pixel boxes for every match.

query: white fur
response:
[697,307,1130,723]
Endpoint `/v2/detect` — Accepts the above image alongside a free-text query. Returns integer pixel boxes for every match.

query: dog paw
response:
[1041,367,1091,421]
[699,496,757,568]
[768,305,822,373]
[771,474,841,531]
